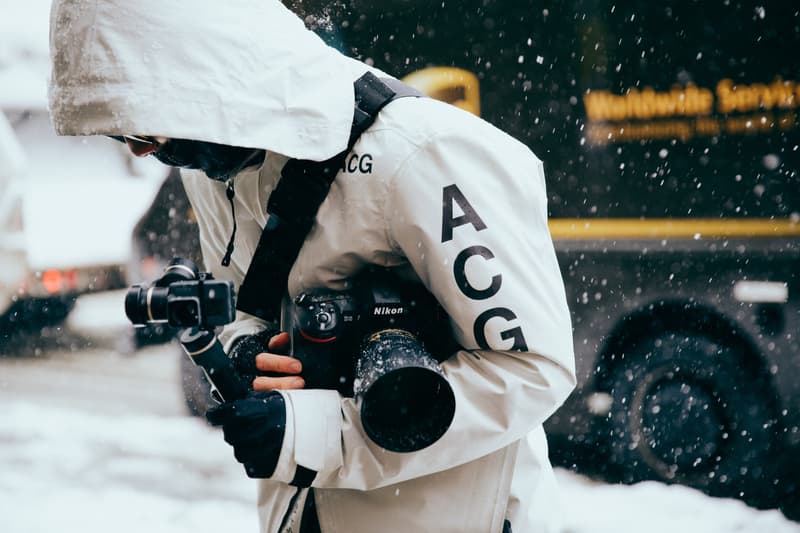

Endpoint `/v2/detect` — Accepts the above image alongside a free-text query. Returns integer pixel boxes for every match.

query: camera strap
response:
[236,72,424,322]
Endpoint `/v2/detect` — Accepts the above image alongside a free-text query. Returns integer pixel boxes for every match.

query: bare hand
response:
[252,332,305,391]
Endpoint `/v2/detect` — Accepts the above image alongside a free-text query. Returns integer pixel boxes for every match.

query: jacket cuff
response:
[272,389,343,485]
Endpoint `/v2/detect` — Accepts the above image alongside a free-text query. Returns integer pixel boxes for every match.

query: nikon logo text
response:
[373,306,404,316]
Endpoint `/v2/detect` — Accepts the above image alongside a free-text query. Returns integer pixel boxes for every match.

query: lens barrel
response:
[124,285,148,325]
[124,284,170,324]
[355,329,456,453]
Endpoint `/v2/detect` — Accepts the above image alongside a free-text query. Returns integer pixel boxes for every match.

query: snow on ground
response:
[0,400,797,533]
[0,291,797,533]
[1,401,258,533]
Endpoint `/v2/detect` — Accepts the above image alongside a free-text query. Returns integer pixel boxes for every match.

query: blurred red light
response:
[41,270,63,294]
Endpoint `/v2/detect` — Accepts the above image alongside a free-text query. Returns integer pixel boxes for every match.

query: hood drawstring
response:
[221,178,237,267]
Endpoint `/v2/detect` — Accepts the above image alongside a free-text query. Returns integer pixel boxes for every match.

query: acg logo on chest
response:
[341,153,373,174]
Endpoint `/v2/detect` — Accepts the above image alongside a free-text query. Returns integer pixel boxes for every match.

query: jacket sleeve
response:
[179,169,271,349]
[273,126,577,490]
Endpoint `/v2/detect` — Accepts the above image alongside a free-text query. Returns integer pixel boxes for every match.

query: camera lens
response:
[356,330,455,452]
[125,284,170,324]
[361,366,455,452]
[124,285,148,325]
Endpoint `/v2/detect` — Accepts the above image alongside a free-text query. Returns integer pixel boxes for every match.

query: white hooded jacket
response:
[49,1,577,532]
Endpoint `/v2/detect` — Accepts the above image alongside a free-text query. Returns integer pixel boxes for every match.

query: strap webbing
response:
[236,72,423,322]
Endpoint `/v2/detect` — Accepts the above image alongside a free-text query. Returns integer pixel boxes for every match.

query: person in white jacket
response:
[48,1,577,531]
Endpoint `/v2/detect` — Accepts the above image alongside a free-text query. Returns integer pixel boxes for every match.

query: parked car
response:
[0,7,172,339]
[0,103,167,339]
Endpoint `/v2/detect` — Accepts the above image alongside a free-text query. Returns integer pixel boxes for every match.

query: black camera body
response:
[285,278,443,391]
[125,258,235,330]
[284,273,457,452]
[126,258,249,403]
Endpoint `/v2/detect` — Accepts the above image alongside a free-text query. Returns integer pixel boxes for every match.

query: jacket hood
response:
[48,0,367,161]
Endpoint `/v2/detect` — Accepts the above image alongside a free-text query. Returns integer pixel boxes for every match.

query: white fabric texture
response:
[49,0,364,161]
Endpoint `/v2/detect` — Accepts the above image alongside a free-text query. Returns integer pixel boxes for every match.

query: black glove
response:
[206,391,286,478]
[228,327,282,387]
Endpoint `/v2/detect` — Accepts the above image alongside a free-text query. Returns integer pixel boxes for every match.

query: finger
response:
[252,375,305,391]
[255,353,302,374]
[268,332,291,353]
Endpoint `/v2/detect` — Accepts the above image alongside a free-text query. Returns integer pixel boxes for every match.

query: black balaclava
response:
[111,136,266,181]
[153,139,266,181]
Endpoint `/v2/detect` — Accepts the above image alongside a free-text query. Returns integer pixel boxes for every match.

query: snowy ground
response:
[0,291,797,533]
[3,402,797,533]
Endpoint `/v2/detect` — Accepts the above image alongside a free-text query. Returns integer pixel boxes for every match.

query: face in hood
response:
[48,0,368,162]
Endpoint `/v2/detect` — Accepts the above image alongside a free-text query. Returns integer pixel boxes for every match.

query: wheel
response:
[179,350,216,417]
[607,330,779,506]
[3,295,77,331]
[0,295,78,345]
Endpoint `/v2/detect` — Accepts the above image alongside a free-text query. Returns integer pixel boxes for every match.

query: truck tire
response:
[5,295,77,331]
[607,330,780,507]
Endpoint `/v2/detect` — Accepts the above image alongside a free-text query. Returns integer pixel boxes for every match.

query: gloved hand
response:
[206,391,287,478]
[228,328,305,391]
[228,327,279,385]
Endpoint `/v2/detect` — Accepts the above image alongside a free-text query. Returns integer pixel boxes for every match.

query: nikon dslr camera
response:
[284,271,457,452]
